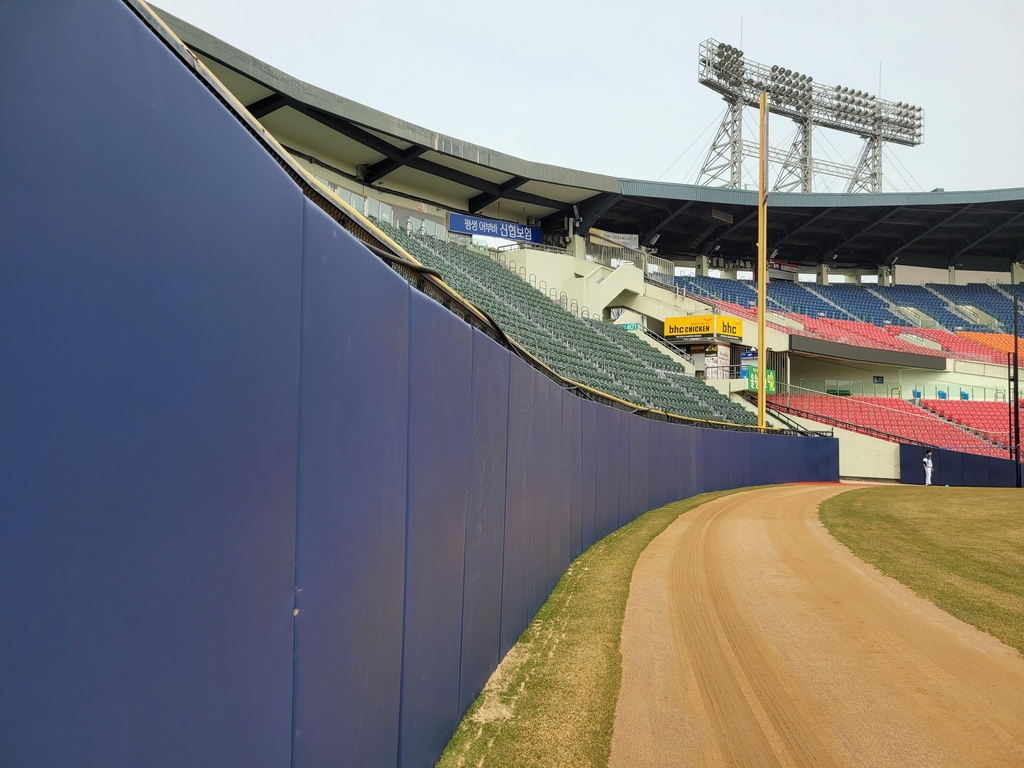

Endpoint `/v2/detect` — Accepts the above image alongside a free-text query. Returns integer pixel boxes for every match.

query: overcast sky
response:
[156,0,1024,194]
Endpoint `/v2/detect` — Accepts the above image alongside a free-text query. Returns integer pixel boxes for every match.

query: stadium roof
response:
[156,7,1024,274]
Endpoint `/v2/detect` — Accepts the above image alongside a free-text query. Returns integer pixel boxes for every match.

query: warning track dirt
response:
[610,484,1024,767]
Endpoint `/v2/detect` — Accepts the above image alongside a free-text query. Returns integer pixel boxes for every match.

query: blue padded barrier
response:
[943,450,964,487]
[1,1,302,764]
[900,444,1018,487]
[546,381,568,596]
[962,452,990,488]
[292,202,410,767]
[399,292,474,768]
[629,416,644,522]
[617,409,631,527]
[568,395,584,560]
[500,356,535,656]
[1,3,844,764]
[581,400,599,552]
[597,405,616,539]
[459,331,511,715]
[989,455,1018,487]
[527,370,551,618]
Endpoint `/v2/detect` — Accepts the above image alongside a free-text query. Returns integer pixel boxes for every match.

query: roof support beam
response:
[822,207,904,260]
[950,210,1024,260]
[701,211,757,254]
[883,206,974,265]
[771,207,835,249]
[469,176,528,214]
[641,201,694,246]
[245,93,288,119]
[297,106,566,210]
[362,145,428,184]
[577,193,622,236]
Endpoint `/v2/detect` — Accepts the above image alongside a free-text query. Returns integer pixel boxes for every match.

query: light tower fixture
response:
[695,39,924,193]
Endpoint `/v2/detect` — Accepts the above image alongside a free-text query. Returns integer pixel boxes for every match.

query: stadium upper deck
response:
[154,7,1024,276]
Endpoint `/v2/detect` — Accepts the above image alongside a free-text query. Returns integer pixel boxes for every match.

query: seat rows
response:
[375,220,756,426]
[891,327,1005,364]
[768,394,1008,457]
[958,331,1024,356]
[921,399,1022,449]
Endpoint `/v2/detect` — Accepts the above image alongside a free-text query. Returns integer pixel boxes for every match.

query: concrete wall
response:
[786,415,901,480]
[789,354,1015,400]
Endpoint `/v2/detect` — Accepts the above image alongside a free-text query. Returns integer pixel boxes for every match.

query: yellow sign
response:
[664,315,743,339]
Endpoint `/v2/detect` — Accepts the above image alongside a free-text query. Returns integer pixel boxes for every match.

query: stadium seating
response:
[921,399,1020,450]
[768,394,1007,456]
[675,275,788,312]
[926,283,1021,333]
[958,331,1024,356]
[891,327,1005,363]
[376,221,756,425]
[870,285,989,332]
[804,283,909,326]
[767,281,856,320]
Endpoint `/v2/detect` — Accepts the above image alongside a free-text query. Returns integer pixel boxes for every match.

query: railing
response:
[642,326,695,364]
[703,364,747,380]
[792,377,1009,402]
[584,240,675,287]
[495,241,571,257]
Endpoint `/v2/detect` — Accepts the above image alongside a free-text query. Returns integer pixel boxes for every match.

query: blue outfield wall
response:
[899,444,1020,488]
[0,1,840,766]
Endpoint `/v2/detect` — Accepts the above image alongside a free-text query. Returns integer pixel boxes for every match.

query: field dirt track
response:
[610,484,1024,767]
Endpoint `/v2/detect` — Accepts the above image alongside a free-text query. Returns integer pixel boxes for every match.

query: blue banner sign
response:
[448,212,542,243]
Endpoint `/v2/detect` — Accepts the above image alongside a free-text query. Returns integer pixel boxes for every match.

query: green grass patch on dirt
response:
[820,486,1024,654]
[437,489,748,768]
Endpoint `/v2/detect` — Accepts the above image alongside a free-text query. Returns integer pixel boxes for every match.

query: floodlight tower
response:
[695,40,924,193]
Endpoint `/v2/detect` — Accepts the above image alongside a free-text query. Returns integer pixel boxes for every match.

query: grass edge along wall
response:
[0,2,839,766]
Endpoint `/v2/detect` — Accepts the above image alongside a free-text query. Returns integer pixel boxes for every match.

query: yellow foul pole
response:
[757,93,769,432]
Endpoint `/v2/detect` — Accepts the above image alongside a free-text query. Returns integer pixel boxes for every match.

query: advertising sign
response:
[664,315,743,339]
[447,212,542,243]
[746,367,777,395]
[590,227,639,249]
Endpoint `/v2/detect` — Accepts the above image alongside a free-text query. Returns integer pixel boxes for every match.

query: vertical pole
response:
[757,92,769,432]
[1014,291,1021,487]
[1008,352,1014,459]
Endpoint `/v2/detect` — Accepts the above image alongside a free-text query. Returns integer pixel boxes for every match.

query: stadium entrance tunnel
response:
[0,1,838,765]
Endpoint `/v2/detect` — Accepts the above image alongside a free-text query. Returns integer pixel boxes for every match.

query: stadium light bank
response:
[696,39,924,193]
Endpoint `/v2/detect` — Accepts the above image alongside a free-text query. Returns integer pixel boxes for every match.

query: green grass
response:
[820,486,1024,654]
[437,489,748,768]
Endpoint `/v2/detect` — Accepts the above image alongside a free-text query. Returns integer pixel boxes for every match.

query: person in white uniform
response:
[923,450,933,486]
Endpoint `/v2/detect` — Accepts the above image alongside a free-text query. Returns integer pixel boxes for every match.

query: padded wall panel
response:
[596,405,616,539]
[649,422,664,508]
[639,418,652,515]
[528,371,551,617]
[943,450,964,486]
[988,455,1018,487]
[500,357,534,655]
[962,452,990,487]
[293,203,410,768]
[629,416,644,521]
[0,2,302,764]
[547,380,567,595]
[617,410,630,527]
[568,395,584,560]
[581,401,599,551]
[459,331,511,715]
[900,444,925,485]
[399,293,473,768]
